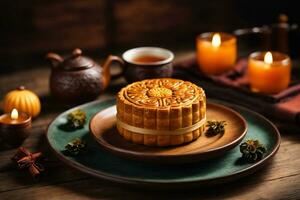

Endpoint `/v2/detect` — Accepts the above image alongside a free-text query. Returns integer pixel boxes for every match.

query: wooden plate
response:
[46,99,280,188]
[89,103,247,163]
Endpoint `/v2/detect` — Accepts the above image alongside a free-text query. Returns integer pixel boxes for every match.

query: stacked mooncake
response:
[116,78,206,146]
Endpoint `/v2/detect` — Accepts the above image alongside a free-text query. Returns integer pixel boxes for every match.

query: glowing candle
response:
[0,108,32,146]
[11,108,18,120]
[196,32,237,75]
[248,51,291,94]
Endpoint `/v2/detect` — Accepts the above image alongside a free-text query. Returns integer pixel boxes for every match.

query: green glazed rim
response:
[46,99,280,188]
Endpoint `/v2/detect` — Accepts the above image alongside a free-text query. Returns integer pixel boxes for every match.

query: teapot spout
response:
[46,52,64,68]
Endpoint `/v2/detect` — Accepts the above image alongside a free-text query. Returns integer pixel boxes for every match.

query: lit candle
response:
[0,108,32,147]
[248,51,291,94]
[196,32,237,75]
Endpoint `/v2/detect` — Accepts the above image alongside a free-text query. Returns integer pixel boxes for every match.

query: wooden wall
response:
[1,0,108,68]
[0,0,297,70]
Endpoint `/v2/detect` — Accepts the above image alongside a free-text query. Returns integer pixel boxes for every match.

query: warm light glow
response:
[11,108,18,120]
[212,33,221,47]
[264,52,273,64]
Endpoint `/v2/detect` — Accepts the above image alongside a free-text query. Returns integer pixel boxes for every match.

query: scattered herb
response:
[205,120,227,136]
[67,109,86,128]
[65,138,87,156]
[240,139,267,162]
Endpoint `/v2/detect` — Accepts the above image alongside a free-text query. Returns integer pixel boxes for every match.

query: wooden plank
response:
[0,68,50,101]
[0,125,299,193]
[114,0,237,46]
[0,172,299,200]
[0,0,107,68]
[0,166,89,193]
[0,50,194,96]
[0,51,299,199]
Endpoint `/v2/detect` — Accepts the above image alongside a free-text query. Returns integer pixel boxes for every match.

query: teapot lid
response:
[61,48,95,70]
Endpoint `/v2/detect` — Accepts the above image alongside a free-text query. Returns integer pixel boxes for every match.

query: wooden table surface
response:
[0,52,300,200]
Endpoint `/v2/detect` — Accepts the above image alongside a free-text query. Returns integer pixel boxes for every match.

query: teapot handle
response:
[46,53,64,68]
[102,55,125,89]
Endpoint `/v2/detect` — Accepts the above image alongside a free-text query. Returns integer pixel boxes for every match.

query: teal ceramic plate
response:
[47,99,280,187]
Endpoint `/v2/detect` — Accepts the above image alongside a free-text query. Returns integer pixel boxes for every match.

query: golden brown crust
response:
[116,78,206,146]
[121,78,204,108]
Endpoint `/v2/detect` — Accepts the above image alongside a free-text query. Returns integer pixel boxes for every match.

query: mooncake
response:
[116,78,206,146]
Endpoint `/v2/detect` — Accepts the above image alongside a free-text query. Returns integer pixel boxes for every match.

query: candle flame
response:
[11,108,18,120]
[264,52,273,64]
[212,33,221,47]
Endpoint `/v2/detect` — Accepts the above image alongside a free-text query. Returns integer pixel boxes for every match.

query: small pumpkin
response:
[3,86,41,118]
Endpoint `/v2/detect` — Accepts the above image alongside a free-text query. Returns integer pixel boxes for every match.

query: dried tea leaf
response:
[205,120,226,136]
[65,138,87,156]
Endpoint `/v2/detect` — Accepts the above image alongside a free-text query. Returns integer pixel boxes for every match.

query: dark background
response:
[0,0,299,73]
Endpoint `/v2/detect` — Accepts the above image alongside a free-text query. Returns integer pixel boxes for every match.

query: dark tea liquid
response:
[133,55,165,63]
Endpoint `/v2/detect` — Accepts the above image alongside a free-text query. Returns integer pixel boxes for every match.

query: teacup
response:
[113,47,174,83]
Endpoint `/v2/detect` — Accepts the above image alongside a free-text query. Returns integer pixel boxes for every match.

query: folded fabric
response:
[173,58,300,124]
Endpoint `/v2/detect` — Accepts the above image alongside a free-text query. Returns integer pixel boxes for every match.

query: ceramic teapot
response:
[234,14,299,58]
[46,48,123,103]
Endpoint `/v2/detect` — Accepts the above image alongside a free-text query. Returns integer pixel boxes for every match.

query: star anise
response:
[12,147,45,180]
[240,139,267,162]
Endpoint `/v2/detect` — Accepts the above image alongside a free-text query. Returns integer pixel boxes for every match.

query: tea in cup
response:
[112,47,174,83]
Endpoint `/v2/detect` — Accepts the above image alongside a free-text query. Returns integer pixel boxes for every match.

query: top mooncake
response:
[121,78,204,108]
